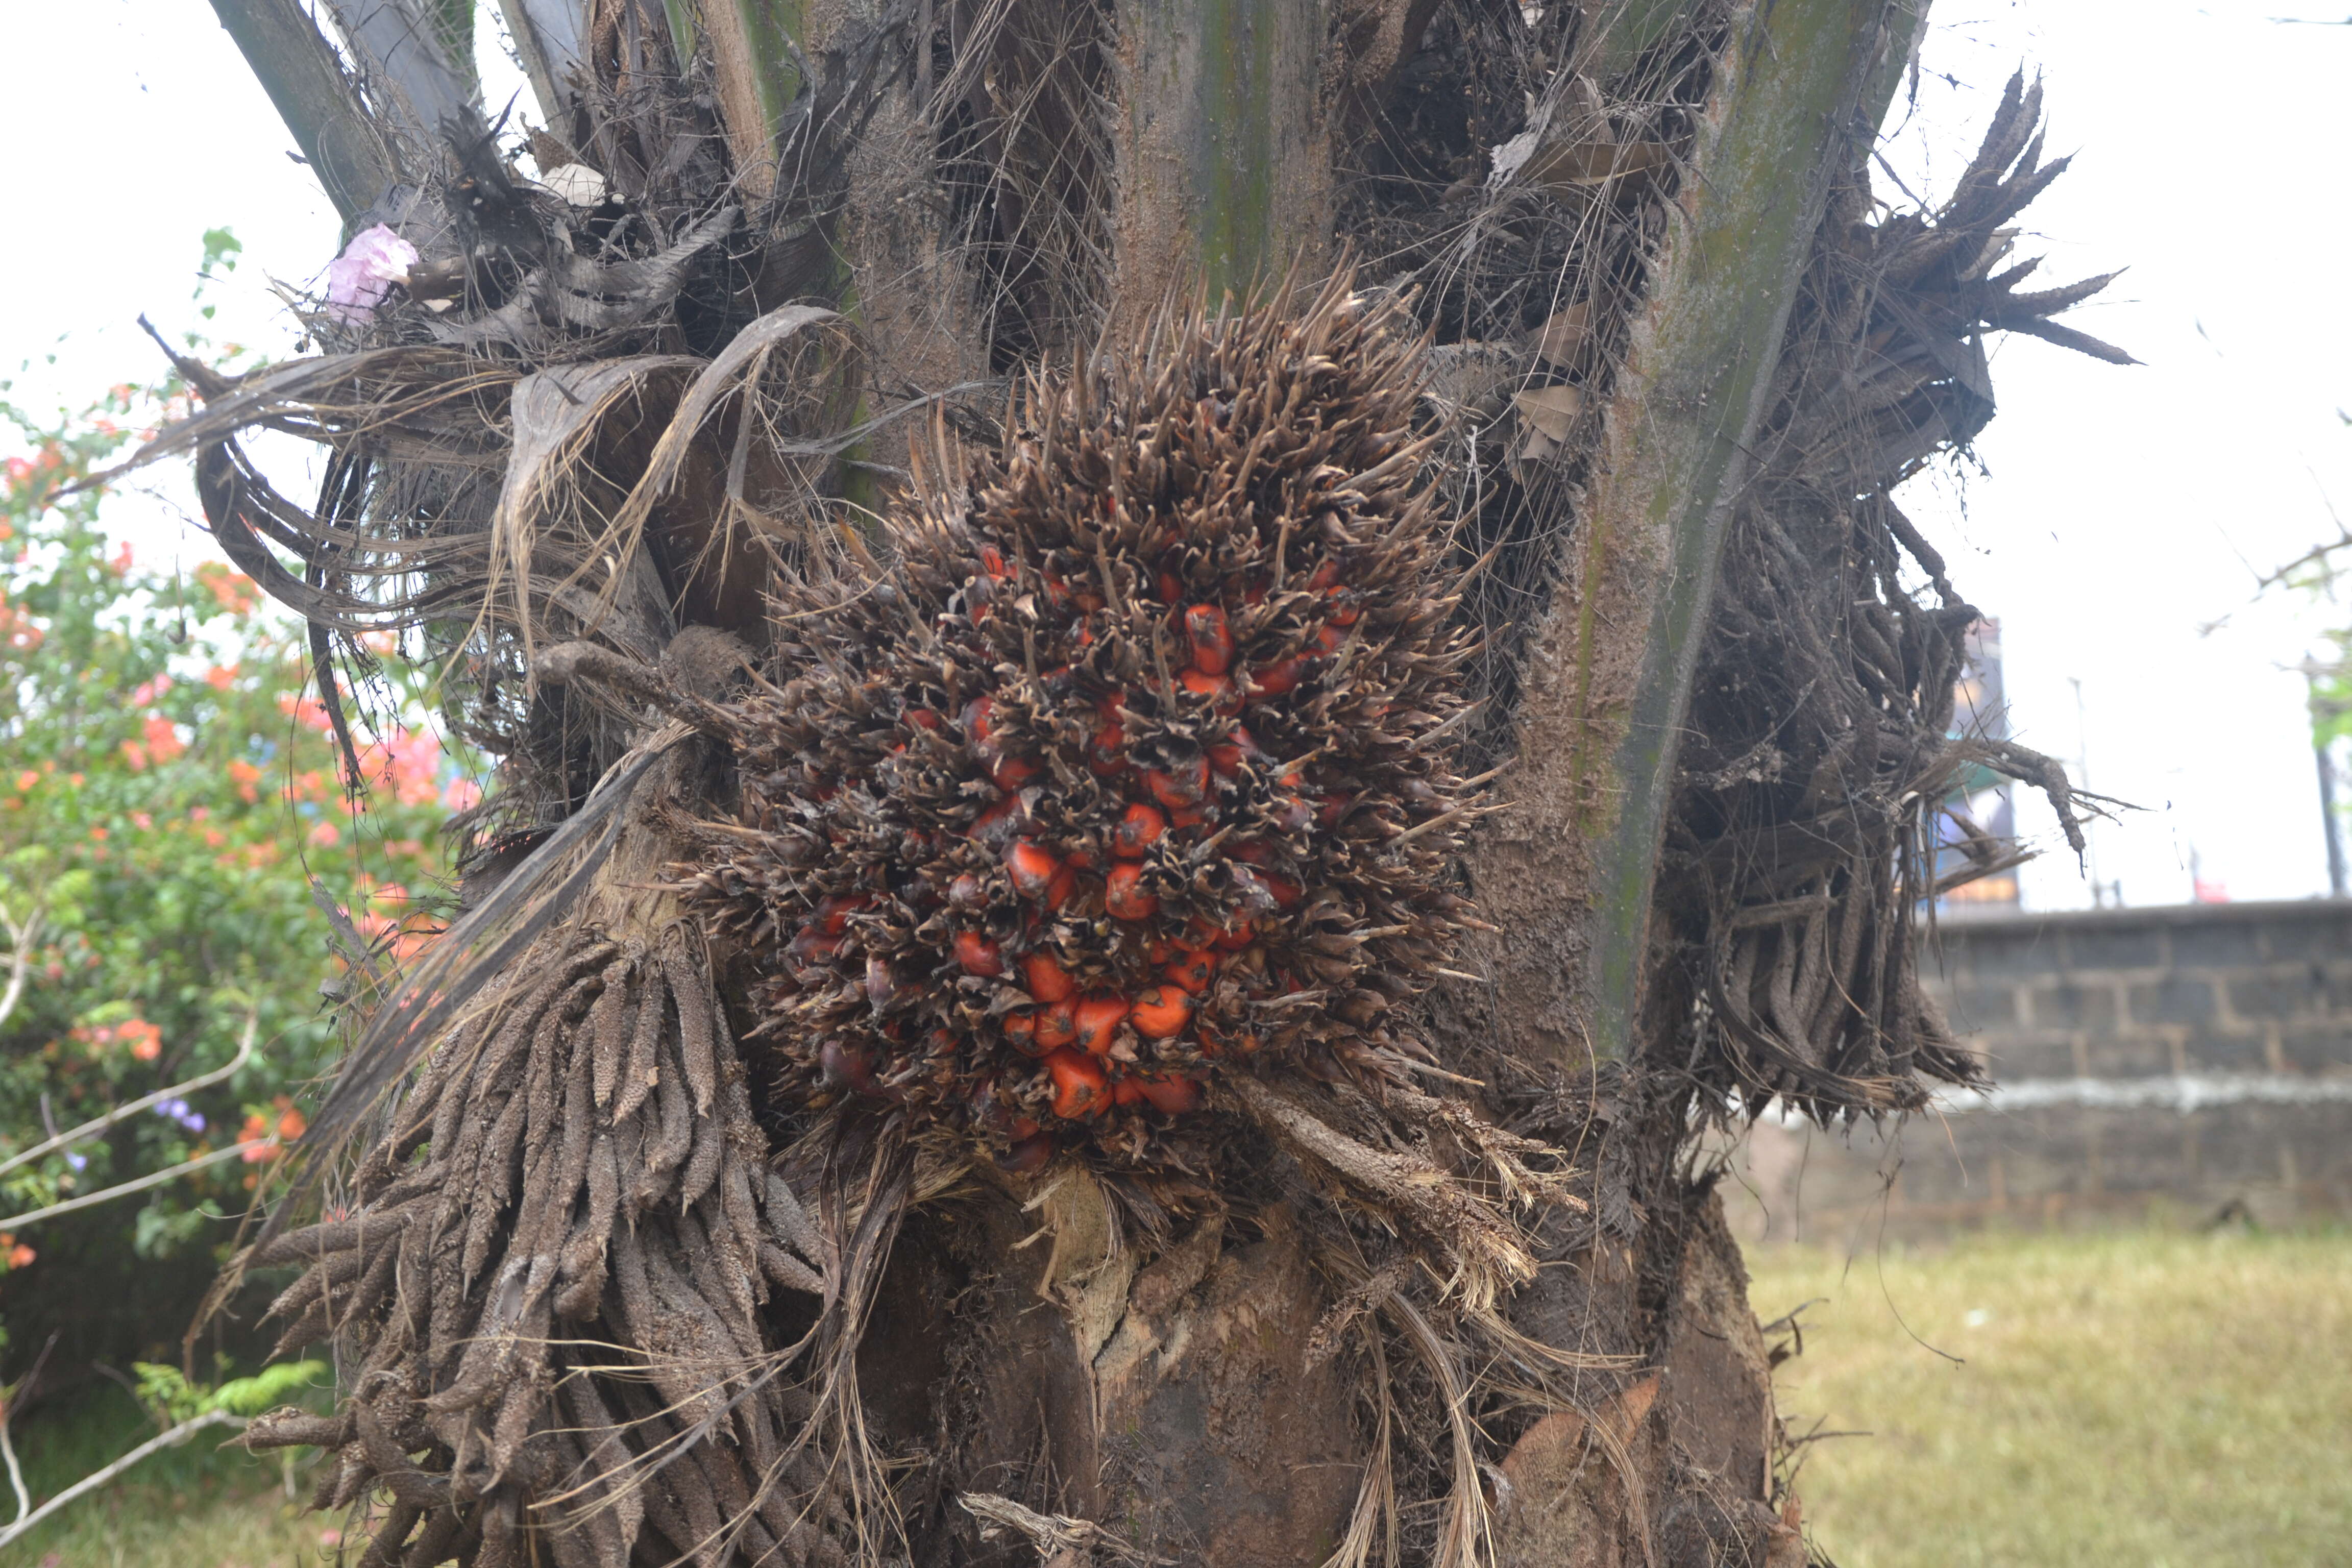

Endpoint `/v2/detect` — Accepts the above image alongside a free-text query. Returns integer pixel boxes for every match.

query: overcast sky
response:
[4,2,2347,911]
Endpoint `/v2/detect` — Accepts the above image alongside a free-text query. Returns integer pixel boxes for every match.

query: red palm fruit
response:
[1231,864,1303,910]
[954,930,1003,976]
[1231,840,1274,867]
[1207,724,1260,777]
[1089,693,1127,776]
[1269,795,1315,833]
[1246,654,1308,697]
[1183,604,1234,675]
[813,894,868,936]
[972,794,1025,840]
[949,873,985,908]
[1213,921,1257,952]
[1006,839,1062,900]
[999,1133,1055,1172]
[993,755,1041,791]
[1317,792,1351,827]
[980,544,1009,578]
[1047,1049,1109,1118]
[864,955,898,1008]
[1113,802,1165,857]
[1313,625,1343,656]
[1035,1000,1079,1050]
[961,693,995,745]
[818,1038,876,1095]
[907,707,942,731]
[1164,946,1214,993]
[1143,756,1209,809]
[1072,992,1131,1056]
[1021,950,1077,1003]
[1231,865,1278,915]
[1002,1009,1042,1055]
[1130,986,1192,1039]
[1105,863,1158,921]
[1157,569,1182,606]
[1178,667,1238,713]
[788,926,842,968]
[1307,559,1340,595]
[1045,863,1079,910]
[1136,1074,1203,1115]
[1169,804,1206,828]
[1112,1076,1146,1107]
[1007,1114,1041,1140]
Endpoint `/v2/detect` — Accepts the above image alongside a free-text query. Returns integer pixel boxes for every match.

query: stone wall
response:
[1722,901,2352,1243]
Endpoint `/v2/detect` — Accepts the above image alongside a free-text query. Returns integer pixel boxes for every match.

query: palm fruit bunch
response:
[689,282,1480,1170]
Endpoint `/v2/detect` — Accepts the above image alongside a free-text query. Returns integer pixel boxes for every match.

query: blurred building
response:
[1938,617,2021,911]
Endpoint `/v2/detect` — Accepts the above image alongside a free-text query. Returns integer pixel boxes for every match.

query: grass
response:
[0,1381,331,1568]
[1746,1226,2352,1568]
[4,1228,2344,1566]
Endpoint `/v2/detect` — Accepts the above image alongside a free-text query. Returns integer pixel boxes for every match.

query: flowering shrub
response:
[0,302,471,1361]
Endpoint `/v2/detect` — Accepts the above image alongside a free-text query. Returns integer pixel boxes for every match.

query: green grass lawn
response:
[5,1228,2343,1566]
[0,1382,327,1568]
[1747,1226,2352,1568]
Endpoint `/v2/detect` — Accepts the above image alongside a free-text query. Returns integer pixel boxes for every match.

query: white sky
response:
[4,1,2347,911]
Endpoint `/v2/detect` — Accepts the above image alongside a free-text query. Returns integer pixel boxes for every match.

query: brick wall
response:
[1721,902,2352,1241]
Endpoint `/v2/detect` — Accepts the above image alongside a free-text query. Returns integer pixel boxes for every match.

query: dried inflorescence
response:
[240,930,845,1568]
[687,281,1484,1170]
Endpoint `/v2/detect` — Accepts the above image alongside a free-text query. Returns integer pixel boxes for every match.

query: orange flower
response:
[276,1106,307,1141]
[307,821,340,848]
[141,715,185,763]
[228,758,261,803]
[119,1019,162,1062]
[203,664,238,690]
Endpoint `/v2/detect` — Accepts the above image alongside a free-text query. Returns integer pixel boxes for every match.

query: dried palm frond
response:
[1665,71,2121,1119]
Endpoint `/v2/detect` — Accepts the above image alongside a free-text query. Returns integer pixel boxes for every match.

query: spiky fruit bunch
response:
[690,284,1481,1168]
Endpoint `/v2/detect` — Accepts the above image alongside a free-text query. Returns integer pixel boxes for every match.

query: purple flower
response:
[154,1097,206,1133]
[323,224,421,325]
[64,1148,86,1172]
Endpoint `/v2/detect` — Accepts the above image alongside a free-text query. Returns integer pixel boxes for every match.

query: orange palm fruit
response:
[1112,1076,1146,1107]
[1163,946,1213,993]
[1021,950,1076,1003]
[1072,992,1131,1056]
[953,930,1003,976]
[1143,756,1209,809]
[1246,654,1307,696]
[1130,986,1192,1039]
[1046,1048,1109,1118]
[1005,839,1062,900]
[1182,604,1234,674]
[1113,802,1166,857]
[1207,724,1260,777]
[1002,1009,1042,1055]
[1035,1000,1078,1050]
[1104,863,1158,921]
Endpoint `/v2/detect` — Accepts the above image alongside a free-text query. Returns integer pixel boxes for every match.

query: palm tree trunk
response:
[177,1,2117,1562]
